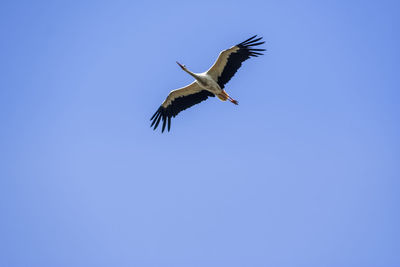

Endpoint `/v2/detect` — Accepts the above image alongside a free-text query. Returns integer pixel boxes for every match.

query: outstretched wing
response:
[150,82,215,133]
[206,35,265,89]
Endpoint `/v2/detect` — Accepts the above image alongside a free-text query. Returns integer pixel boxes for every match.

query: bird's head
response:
[176,61,186,70]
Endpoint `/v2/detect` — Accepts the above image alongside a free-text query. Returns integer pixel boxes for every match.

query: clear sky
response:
[1,0,399,266]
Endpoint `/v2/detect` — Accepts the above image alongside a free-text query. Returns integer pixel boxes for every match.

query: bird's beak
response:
[176,61,184,69]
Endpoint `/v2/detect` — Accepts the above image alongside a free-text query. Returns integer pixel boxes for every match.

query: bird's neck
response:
[184,68,200,80]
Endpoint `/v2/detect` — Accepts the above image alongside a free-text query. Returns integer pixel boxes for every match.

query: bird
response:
[150,35,265,132]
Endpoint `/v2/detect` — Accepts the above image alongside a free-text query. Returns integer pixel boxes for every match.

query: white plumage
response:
[151,35,265,132]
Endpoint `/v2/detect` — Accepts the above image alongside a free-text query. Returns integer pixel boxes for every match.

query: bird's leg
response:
[227,95,238,105]
[220,90,238,105]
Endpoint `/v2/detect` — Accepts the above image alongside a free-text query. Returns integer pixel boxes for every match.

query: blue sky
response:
[1,0,399,266]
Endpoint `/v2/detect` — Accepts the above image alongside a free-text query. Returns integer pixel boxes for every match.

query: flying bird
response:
[150,35,265,132]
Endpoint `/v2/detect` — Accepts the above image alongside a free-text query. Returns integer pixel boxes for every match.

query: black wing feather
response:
[217,35,265,89]
[150,90,215,133]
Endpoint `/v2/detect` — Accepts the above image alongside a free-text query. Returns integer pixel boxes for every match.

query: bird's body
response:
[151,35,265,132]
[178,72,221,96]
[167,71,227,102]
[193,73,221,95]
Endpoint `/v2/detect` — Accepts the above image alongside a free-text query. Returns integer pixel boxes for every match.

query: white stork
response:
[150,35,265,132]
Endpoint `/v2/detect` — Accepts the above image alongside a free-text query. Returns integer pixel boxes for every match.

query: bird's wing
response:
[206,35,265,89]
[150,82,215,132]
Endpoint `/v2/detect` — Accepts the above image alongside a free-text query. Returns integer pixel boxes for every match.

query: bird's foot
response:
[231,99,239,105]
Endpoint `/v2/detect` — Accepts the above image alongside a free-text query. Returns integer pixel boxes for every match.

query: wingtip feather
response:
[161,114,167,133]
[154,113,162,129]
[150,108,159,121]
[240,35,258,45]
